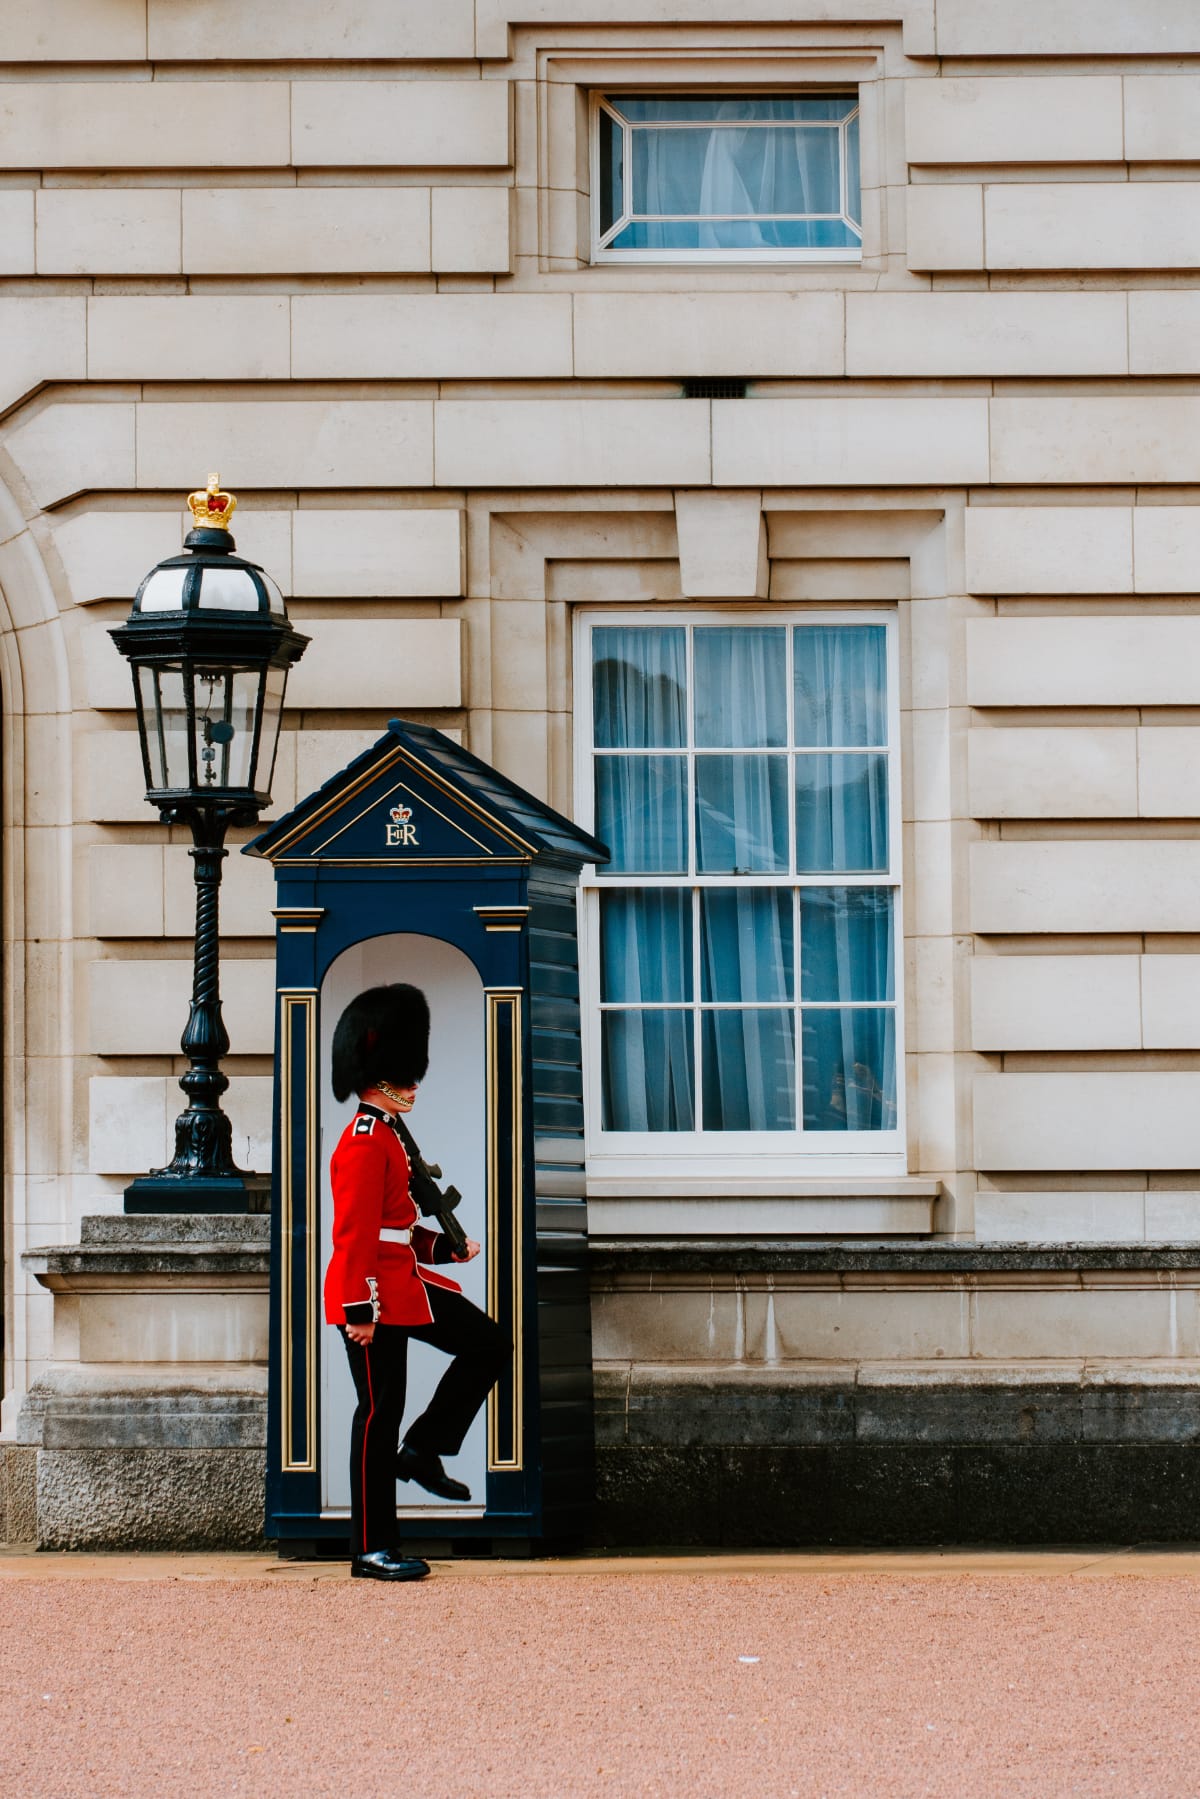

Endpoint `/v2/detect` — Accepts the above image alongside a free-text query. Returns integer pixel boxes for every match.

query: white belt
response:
[379,1227,412,1245]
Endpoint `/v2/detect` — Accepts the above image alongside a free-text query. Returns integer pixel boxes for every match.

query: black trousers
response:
[340,1284,511,1554]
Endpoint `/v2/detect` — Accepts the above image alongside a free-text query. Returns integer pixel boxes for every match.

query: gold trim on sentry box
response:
[474,906,531,934]
[486,989,524,1473]
[280,990,318,1473]
[272,908,325,935]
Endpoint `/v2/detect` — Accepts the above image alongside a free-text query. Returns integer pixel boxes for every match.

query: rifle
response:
[391,1114,470,1261]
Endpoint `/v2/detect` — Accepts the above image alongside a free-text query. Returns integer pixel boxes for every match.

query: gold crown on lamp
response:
[187,473,237,532]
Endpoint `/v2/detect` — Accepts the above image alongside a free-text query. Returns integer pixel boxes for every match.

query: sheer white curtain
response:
[631,99,841,250]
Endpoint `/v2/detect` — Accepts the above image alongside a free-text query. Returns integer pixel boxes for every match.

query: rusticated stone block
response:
[36,1448,266,1551]
[0,1445,37,1544]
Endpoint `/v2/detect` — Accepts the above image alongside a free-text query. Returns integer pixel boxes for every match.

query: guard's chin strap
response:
[376,1080,416,1112]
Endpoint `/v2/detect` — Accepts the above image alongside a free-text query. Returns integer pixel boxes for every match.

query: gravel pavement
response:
[2,1549,1199,1798]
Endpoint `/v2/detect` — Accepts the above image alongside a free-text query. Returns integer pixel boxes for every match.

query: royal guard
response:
[325,983,510,1582]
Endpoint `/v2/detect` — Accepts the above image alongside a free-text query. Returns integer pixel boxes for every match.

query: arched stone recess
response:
[0,434,76,1435]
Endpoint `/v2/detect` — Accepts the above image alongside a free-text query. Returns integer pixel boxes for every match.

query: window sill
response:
[591,249,863,267]
[586,1175,936,1200]
[586,1178,939,1238]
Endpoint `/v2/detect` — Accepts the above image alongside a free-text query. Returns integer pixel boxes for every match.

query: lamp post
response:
[110,476,309,1213]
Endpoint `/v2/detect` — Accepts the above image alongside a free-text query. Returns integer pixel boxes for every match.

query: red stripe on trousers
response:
[360,1343,375,1554]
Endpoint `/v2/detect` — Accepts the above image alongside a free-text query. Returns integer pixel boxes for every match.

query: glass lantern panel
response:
[191,666,262,790]
[258,570,288,618]
[195,565,263,612]
[136,568,188,614]
[137,662,192,789]
[256,664,289,794]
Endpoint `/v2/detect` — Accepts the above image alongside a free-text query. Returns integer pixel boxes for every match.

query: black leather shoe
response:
[396,1443,471,1502]
[351,1549,430,1582]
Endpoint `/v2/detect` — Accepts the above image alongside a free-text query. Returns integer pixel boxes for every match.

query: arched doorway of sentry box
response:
[318,932,487,1524]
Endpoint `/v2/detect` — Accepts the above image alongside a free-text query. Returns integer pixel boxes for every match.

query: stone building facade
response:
[3,0,1200,1547]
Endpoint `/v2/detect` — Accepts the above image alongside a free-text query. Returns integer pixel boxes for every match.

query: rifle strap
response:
[390,1111,426,1173]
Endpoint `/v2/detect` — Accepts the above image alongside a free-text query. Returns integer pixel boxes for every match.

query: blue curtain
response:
[795,625,887,746]
[799,887,896,1132]
[603,1010,695,1131]
[794,627,890,872]
[594,626,689,873]
[593,625,685,746]
[596,755,688,873]
[693,627,786,747]
[700,889,795,1131]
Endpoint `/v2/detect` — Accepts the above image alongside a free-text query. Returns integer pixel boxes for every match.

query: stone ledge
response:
[23,1214,271,1283]
[16,1365,267,1451]
[80,1214,270,1245]
[595,1358,1200,1392]
[594,1361,1200,1448]
[589,1239,1200,1278]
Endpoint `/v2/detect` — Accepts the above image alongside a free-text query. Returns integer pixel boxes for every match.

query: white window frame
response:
[575,608,906,1183]
[589,89,863,266]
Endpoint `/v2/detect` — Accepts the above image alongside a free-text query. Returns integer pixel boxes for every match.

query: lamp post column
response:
[125,799,268,1214]
[161,806,237,1184]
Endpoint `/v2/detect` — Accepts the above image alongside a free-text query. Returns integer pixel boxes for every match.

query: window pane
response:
[610,95,857,124]
[693,627,786,747]
[632,124,841,221]
[601,891,693,1003]
[696,754,789,872]
[844,112,861,227]
[608,217,861,251]
[800,888,894,1002]
[599,106,622,234]
[700,889,793,1003]
[138,663,189,789]
[794,625,887,746]
[802,1008,896,1132]
[596,756,688,873]
[593,626,686,748]
[795,753,888,873]
[205,668,259,789]
[603,1009,695,1131]
[702,1009,795,1131]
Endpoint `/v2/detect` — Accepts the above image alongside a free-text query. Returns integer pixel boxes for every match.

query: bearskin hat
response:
[331,983,430,1102]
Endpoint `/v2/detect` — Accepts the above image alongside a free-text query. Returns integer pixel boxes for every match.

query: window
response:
[593,92,861,262]
[578,615,902,1172]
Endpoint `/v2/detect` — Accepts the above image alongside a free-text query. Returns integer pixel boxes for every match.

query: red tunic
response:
[323,1105,461,1328]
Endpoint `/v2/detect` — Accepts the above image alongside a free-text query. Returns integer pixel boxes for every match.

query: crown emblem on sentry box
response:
[385,800,418,847]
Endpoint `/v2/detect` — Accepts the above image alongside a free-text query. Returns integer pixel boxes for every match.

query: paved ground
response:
[3,1548,1200,1797]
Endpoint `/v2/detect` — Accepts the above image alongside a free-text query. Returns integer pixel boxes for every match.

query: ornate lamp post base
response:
[124,1171,270,1216]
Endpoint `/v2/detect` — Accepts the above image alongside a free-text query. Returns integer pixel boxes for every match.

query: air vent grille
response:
[681,378,748,400]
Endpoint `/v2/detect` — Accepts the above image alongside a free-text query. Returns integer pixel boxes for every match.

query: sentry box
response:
[245,719,607,1553]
